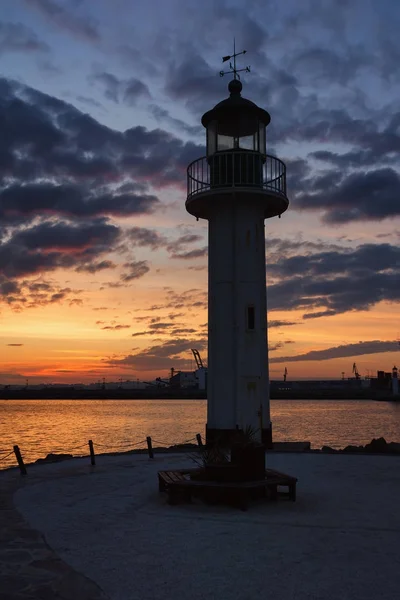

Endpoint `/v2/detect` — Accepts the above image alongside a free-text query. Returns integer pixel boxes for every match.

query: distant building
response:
[169,371,198,389]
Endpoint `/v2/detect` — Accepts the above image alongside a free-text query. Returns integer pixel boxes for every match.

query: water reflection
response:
[1,399,399,470]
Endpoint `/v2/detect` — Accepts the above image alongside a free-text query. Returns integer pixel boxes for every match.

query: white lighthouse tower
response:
[186,48,289,446]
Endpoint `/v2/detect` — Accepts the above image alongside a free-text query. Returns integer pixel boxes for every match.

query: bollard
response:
[88,439,96,466]
[196,433,203,447]
[13,445,27,476]
[146,436,154,459]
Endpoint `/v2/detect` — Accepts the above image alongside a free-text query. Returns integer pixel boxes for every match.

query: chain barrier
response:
[93,439,147,449]
[0,451,14,461]
[0,435,201,467]
[152,436,198,447]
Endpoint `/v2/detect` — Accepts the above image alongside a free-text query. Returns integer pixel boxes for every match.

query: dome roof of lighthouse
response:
[201,79,271,136]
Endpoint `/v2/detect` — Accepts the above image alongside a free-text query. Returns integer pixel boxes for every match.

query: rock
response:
[272,441,311,452]
[342,445,364,453]
[35,453,73,464]
[387,442,400,454]
[321,445,337,453]
[364,437,388,453]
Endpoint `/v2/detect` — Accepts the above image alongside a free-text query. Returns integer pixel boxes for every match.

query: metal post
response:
[88,439,95,466]
[13,445,27,476]
[146,436,154,459]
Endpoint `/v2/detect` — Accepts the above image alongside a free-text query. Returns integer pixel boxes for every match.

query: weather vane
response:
[219,38,250,80]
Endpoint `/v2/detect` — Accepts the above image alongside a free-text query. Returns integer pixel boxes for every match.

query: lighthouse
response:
[186,48,289,446]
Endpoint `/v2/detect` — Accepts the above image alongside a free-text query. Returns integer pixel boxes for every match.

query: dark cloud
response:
[124,227,167,250]
[149,104,202,137]
[110,338,207,372]
[288,46,370,86]
[171,328,198,335]
[171,248,208,260]
[269,340,399,363]
[76,95,103,109]
[101,324,131,331]
[166,234,205,258]
[90,72,151,105]
[0,21,49,55]
[267,243,400,318]
[0,76,210,291]
[1,219,120,279]
[25,0,100,42]
[76,261,116,274]
[0,183,159,224]
[120,261,150,282]
[7,343,24,346]
[117,44,160,78]
[268,320,299,328]
[121,228,207,261]
[123,78,151,105]
[69,298,83,306]
[0,277,82,310]
[0,77,201,221]
[296,168,400,223]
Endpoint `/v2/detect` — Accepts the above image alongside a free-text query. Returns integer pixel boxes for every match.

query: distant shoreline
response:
[0,389,398,401]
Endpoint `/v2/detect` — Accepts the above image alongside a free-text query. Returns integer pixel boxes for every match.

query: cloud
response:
[123,78,151,105]
[149,104,202,137]
[124,227,167,250]
[76,261,116,274]
[7,343,24,346]
[25,0,100,42]
[1,219,120,278]
[0,21,49,55]
[170,248,208,260]
[288,46,370,86]
[120,261,150,282]
[0,76,202,198]
[0,183,159,223]
[0,76,209,292]
[267,242,400,317]
[90,72,151,105]
[296,168,400,223]
[0,277,82,310]
[121,228,207,261]
[269,340,400,363]
[166,234,205,258]
[268,320,299,328]
[110,338,207,372]
[101,325,131,331]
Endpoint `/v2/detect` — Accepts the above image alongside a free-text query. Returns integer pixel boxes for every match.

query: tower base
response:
[206,424,273,449]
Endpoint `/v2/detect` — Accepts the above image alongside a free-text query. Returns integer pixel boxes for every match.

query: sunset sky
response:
[1,0,399,385]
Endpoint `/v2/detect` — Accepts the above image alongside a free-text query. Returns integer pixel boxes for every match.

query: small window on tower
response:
[247,305,255,330]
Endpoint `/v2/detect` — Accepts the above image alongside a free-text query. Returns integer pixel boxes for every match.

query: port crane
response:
[352,362,360,380]
[191,348,206,369]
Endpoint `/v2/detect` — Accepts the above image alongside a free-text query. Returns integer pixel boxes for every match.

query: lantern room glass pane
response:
[258,123,266,154]
[239,135,255,150]
[207,121,217,156]
[217,134,235,151]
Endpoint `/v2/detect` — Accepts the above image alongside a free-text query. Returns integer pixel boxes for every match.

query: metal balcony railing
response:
[187,151,286,200]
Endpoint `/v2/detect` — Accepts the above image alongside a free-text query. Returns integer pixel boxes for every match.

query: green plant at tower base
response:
[189,443,230,470]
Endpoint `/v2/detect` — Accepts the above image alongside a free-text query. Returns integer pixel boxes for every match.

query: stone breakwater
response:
[318,437,400,454]
[27,437,400,468]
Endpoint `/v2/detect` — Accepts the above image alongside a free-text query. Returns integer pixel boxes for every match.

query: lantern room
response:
[201,79,270,157]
